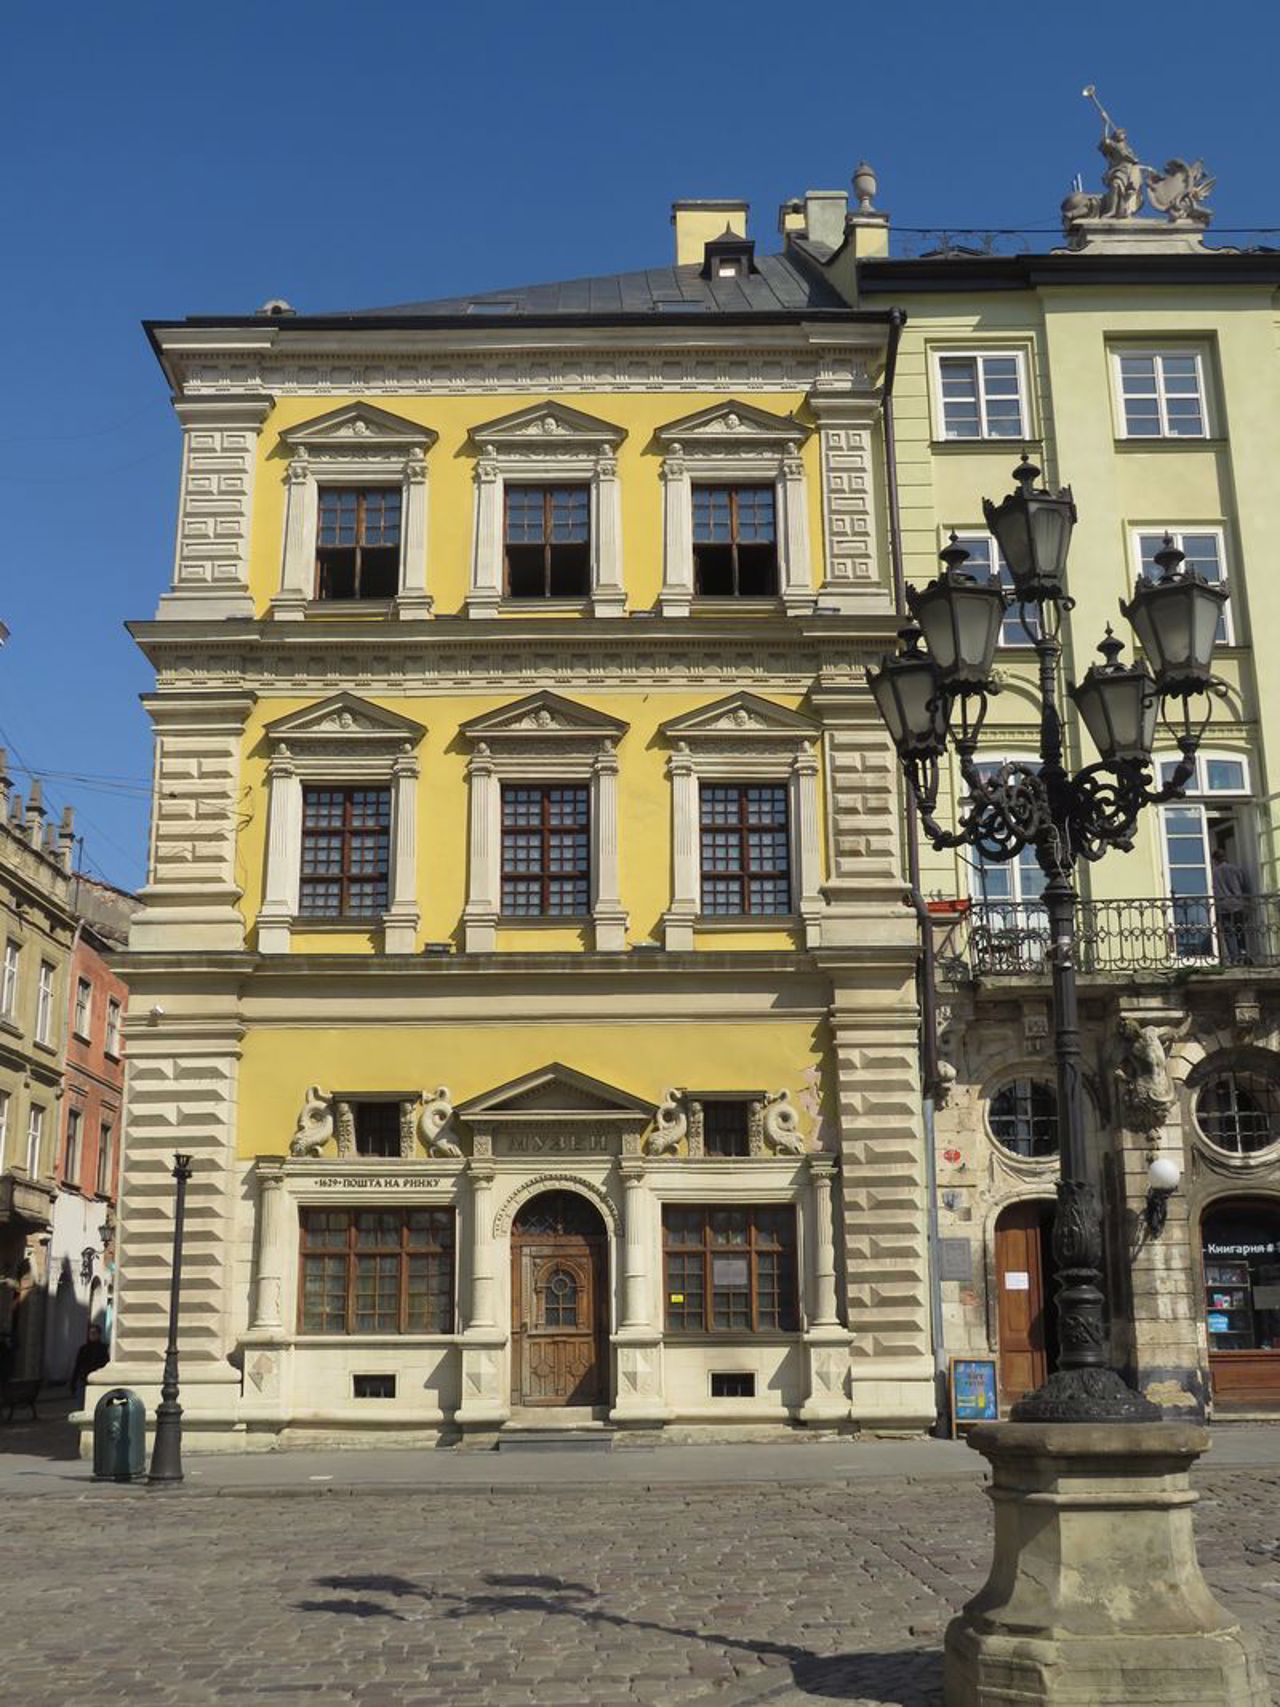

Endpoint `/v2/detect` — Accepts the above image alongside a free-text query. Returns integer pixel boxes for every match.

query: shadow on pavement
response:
[300,1569,944,1704]
[0,1391,80,1461]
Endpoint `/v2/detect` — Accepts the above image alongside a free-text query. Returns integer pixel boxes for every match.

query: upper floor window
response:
[504,486,590,598]
[36,961,55,1046]
[352,1101,401,1159]
[1136,529,1231,644]
[1115,351,1208,439]
[935,352,1027,441]
[96,1121,114,1195]
[73,978,92,1040]
[989,1078,1058,1159]
[953,534,1040,646]
[501,784,590,918]
[299,786,391,920]
[1,940,18,1018]
[299,1208,455,1334]
[316,487,401,601]
[663,1206,798,1333]
[64,1107,82,1187]
[702,1099,751,1158]
[26,1104,44,1176]
[1196,1069,1279,1156]
[105,998,122,1058]
[692,485,778,596]
[700,783,791,917]
[0,1090,8,1166]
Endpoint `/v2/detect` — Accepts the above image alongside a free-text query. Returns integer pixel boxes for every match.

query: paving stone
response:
[1,1471,1277,1705]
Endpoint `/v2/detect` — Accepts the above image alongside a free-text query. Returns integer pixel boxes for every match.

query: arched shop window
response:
[988,1080,1058,1159]
[1201,1201,1280,1372]
[1196,1070,1280,1156]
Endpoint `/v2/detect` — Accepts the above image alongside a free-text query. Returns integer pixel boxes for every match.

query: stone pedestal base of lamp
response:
[943,1423,1269,1706]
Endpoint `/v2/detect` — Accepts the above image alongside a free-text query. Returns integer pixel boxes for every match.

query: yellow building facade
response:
[108,208,936,1447]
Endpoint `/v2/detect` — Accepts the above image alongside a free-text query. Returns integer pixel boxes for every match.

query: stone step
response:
[497,1428,615,1453]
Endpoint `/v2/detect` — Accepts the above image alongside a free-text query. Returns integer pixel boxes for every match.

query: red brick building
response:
[44,878,131,1383]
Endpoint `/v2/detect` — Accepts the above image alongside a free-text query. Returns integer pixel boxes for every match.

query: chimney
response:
[57,805,76,873]
[801,190,849,252]
[671,199,748,267]
[25,778,44,846]
[10,792,23,832]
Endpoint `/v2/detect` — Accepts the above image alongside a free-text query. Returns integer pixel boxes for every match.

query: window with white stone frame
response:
[256,693,425,955]
[272,403,437,620]
[466,402,627,618]
[459,692,629,952]
[658,694,824,950]
[656,401,814,616]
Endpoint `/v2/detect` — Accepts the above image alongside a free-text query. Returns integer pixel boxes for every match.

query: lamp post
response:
[148,1153,193,1483]
[869,458,1229,1423]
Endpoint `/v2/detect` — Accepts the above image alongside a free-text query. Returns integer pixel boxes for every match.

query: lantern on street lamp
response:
[865,626,946,759]
[906,536,1007,690]
[1122,535,1230,694]
[1069,629,1158,763]
[982,454,1077,602]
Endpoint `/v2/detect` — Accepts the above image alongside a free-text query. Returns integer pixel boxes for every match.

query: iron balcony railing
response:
[963,894,1280,977]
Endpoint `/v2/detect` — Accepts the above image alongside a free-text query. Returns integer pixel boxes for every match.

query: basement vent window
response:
[353,1374,396,1399]
[710,1372,755,1399]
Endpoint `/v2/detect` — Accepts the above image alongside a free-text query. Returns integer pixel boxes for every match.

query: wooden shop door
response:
[511,1191,608,1407]
[995,1200,1056,1410]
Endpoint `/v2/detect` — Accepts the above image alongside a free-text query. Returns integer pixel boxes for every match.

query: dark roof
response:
[328,249,849,319]
[858,250,1280,293]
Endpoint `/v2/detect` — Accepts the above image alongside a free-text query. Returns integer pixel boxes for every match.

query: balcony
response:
[958,896,1280,979]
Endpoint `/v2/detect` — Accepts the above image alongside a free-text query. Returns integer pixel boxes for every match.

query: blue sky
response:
[2,0,1276,889]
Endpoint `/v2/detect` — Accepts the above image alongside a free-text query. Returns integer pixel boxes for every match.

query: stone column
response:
[945,1423,1269,1705]
[620,1163,650,1330]
[591,741,627,951]
[800,1156,853,1425]
[591,449,626,617]
[463,744,499,952]
[248,1158,288,1331]
[662,745,699,950]
[272,451,314,619]
[611,1158,670,1427]
[466,451,502,617]
[256,752,301,955]
[383,747,420,953]
[658,447,693,616]
[456,1161,509,1431]
[394,447,432,619]
[779,442,815,613]
[792,746,824,947]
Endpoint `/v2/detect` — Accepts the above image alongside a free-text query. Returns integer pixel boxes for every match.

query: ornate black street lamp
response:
[869,458,1229,1421]
[148,1153,193,1483]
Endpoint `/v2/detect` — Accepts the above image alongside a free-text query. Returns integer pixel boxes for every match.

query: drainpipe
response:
[881,307,949,1433]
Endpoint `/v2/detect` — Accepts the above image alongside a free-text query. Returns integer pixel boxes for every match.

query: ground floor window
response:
[1202,1202,1280,1352]
[662,1205,798,1333]
[299,1208,454,1334]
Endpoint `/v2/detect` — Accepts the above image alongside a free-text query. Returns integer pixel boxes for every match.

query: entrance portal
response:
[994,1200,1058,1411]
[511,1190,609,1407]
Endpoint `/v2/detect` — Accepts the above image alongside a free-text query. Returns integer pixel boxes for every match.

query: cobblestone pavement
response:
[7,1471,1279,1707]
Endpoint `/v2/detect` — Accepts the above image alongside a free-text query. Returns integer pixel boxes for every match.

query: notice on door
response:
[1004,1271,1031,1291]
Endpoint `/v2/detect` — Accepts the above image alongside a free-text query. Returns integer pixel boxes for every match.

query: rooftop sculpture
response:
[1062,88,1214,247]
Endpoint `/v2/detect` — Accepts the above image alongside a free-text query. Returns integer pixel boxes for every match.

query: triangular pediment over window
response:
[457,1063,656,1121]
[460,691,628,744]
[654,399,809,449]
[264,692,425,748]
[281,402,437,453]
[469,400,626,450]
[660,692,819,744]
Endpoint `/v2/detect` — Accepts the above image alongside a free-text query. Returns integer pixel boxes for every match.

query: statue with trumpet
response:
[1062,87,1214,231]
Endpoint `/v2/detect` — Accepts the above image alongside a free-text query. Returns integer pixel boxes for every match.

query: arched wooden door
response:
[511,1191,609,1407]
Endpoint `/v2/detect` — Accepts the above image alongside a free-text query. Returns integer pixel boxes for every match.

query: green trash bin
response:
[93,1388,146,1482]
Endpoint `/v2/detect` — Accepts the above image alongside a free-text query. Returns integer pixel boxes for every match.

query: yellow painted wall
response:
[888,282,1276,903]
[249,393,827,618]
[236,689,820,951]
[239,1017,829,1161]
